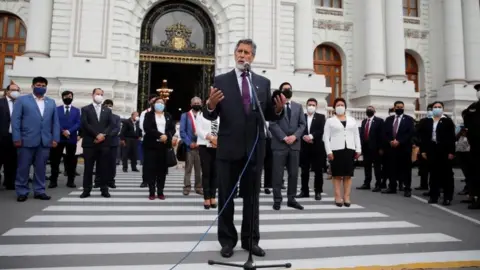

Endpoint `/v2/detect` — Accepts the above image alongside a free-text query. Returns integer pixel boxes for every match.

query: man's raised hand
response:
[207,87,224,110]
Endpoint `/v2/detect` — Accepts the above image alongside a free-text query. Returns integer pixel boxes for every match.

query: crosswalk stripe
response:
[67,191,326,197]
[25,212,387,222]
[57,197,334,203]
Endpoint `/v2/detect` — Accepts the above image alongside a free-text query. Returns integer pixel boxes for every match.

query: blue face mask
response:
[154,103,165,112]
[33,87,47,96]
[427,111,433,118]
[432,108,443,117]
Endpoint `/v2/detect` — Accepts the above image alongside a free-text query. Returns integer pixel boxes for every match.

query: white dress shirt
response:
[33,94,45,117]
[155,113,166,134]
[323,115,362,155]
[197,114,220,147]
[306,113,314,139]
[235,68,253,97]
[139,108,151,138]
[7,96,13,133]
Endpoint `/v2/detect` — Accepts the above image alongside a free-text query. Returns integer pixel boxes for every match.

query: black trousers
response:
[199,145,217,200]
[0,135,17,189]
[469,147,480,197]
[418,155,429,188]
[217,157,261,248]
[122,138,138,170]
[108,146,118,185]
[300,148,324,194]
[457,152,471,192]
[49,142,77,184]
[83,146,109,192]
[388,148,412,191]
[362,146,383,187]
[143,147,167,196]
[263,139,272,189]
[427,144,454,201]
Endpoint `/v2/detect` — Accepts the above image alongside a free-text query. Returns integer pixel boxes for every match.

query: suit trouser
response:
[199,145,217,200]
[272,149,299,203]
[15,146,50,196]
[143,147,167,196]
[418,156,429,188]
[83,146,109,192]
[49,142,77,184]
[108,146,118,185]
[300,148,324,194]
[184,148,201,190]
[122,138,138,169]
[362,146,383,187]
[263,138,273,189]
[388,148,412,191]
[469,147,480,197]
[0,135,17,189]
[427,144,454,201]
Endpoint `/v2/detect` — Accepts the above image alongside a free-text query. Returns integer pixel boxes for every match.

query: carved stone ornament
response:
[316,8,343,16]
[404,28,429,39]
[313,19,353,32]
[404,18,420,25]
[160,23,197,50]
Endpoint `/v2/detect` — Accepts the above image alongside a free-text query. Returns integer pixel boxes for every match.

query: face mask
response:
[427,111,433,118]
[307,106,316,114]
[477,91,480,100]
[33,87,46,96]
[63,98,73,105]
[134,116,139,121]
[93,95,104,104]
[335,106,345,115]
[192,105,202,111]
[366,110,375,117]
[155,103,165,112]
[432,108,443,117]
[395,108,404,115]
[10,91,20,99]
[282,89,292,99]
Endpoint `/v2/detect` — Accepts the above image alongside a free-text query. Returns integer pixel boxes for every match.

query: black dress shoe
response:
[80,191,90,198]
[382,188,396,194]
[140,183,147,188]
[404,190,412,197]
[415,186,428,190]
[264,188,271,194]
[101,191,111,198]
[132,169,140,172]
[287,201,304,210]
[372,187,381,192]
[442,200,451,206]
[220,246,234,258]
[48,182,57,188]
[428,198,438,204]
[66,183,77,188]
[123,168,128,172]
[241,244,265,257]
[272,202,281,210]
[296,191,309,198]
[356,184,370,190]
[17,195,28,202]
[108,183,116,188]
[34,194,51,200]
[315,193,322,200]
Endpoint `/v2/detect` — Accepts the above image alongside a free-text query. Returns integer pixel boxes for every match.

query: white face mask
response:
[10,91,20,99]
[307,106,316,114]
[477,91,480,100]
[134,116,139,121]
[335,106,345,115]
[93,95,104,104]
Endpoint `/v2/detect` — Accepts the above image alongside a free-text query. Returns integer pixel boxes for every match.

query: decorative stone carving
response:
[404,28,429,39]
[315,8,343,16]
[313,19,353,32]
[404,18,420,24]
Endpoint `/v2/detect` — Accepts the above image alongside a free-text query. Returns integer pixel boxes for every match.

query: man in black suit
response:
[120,111,140,172]
[382,101,415,197]
[79,88,115,198]
[203,39,286,258]
[414,103,433,192]
[103,99,121,189]
[297,98,326,200]
[0,83,21,190]
[357,106,385,192]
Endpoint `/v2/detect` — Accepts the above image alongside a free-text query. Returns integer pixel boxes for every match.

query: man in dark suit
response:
[414,103,433,192]
[120,111,140,172]
[79,88,115,199]
[357,106,385,192]
[382,101,415,197]
[203,39,286,258]
[297,98,326,200]
[103,99,121,188]
[269,82,306,210]
[0,83,21,190]
[48,90,80,188]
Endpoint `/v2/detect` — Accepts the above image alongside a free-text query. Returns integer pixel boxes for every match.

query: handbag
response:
[166,147,178,168]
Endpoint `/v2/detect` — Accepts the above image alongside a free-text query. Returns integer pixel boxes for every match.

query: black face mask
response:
[282,89,292,99]
[192,105,202,111]
[366,110,375,117]
[63,98,73,105]
[395,108,404,115]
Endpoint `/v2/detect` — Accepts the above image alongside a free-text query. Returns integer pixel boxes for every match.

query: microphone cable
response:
[168,127,261,270]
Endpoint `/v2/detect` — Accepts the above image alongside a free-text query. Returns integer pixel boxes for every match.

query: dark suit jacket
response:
[80,104,114,148]
[110,114,121,147]
[142,110,175,150]
[0,97,12,142]
[203,69,282,160]
[360,116,384,151]
[57,105,81,144]
[300,112,326,164]
[418,116,456,155]
[463,101,480,149]
[383,114,415,153]
[120,118,141,140]
[269,101,306,151]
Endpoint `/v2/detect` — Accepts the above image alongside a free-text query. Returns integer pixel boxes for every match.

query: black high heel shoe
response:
[210,199,217,209]
[335,201,343,207]
[343,201,351,207]
[204,204,211,210]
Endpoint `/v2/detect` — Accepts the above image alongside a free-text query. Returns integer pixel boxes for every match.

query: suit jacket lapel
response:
[89,104,99,123]
[28,95,43,118]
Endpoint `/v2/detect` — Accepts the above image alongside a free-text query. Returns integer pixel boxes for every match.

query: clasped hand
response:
[94,134,105,144]
[284,135,296,145]
[160,135,167,143]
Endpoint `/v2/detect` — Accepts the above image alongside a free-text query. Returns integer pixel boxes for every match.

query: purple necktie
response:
[241,72,251,114]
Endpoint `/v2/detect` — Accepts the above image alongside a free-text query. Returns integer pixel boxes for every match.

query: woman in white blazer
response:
[323,98,361,207]
[196,114,220,209]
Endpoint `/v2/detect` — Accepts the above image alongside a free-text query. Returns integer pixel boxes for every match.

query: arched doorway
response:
[138,0,215,120]
[0,13,26,88]
[313,44,342,106]
[405,52,419,110]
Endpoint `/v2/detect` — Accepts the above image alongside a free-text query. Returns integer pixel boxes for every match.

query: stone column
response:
[462,0,480,84]
[385,0,406,80]
[294,0,314,73]
[364,0,385,78]
[443,0,466,84]
[24,0,54,57]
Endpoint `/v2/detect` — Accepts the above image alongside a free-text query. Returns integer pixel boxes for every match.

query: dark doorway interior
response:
[150,63,202,121]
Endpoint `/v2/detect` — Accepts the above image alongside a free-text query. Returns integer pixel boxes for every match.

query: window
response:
[403,0,418,17]
[0,14,26,88]
[315,0,342,8]
[405,52,419,110]
[314,45,342,106]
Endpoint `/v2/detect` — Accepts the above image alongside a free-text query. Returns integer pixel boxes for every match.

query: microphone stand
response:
[207,69,291,270]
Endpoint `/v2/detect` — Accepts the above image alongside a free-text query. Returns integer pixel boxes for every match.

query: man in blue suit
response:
[11,76,60,202]
[48,90,81,188]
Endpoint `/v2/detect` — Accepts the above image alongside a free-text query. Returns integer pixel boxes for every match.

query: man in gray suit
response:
[269,82,306,210]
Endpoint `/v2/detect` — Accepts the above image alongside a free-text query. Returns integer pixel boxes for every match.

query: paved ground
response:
[0,166,479,270]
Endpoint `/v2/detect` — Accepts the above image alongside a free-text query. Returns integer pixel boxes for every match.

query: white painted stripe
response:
[412,195,480,226]
[2,250,478,270]
[0,233,459,257]
[26,212,387,222]
[58,197,333,203]
[68,191,327,197]
[43,204,363,212]
[77,187,314,192]
[3,221,418,236]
